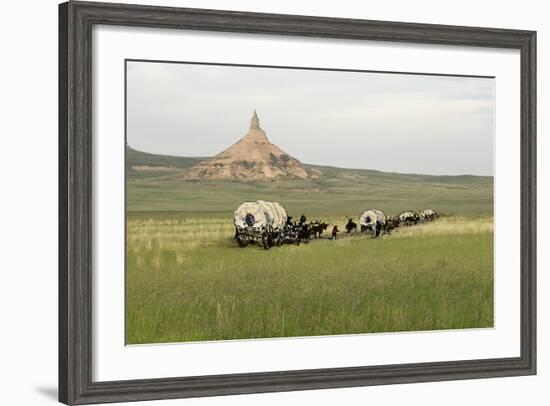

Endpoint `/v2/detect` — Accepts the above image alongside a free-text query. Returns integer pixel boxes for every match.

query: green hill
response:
[126,146,493,217]
[127,145,205,169]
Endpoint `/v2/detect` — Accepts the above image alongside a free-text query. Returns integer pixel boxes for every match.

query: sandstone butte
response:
[184,111,318,181]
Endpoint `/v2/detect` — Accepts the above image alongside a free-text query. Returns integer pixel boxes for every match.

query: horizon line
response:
[126,144,494,178]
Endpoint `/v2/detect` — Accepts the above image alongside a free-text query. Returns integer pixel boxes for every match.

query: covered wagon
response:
[398,210,420,226]
[359,209,387,237]
[233,200,288,249]
[419,208,439,221]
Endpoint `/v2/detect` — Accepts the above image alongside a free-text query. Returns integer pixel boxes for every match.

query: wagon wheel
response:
[237,237,248,247]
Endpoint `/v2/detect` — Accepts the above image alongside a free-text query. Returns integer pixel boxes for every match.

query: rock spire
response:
[184,111,316,181]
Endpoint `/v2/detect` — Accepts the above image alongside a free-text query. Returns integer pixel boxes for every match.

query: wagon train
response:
[234,201,439,248]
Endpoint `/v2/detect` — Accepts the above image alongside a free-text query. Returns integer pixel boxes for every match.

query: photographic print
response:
[125,60,494,345]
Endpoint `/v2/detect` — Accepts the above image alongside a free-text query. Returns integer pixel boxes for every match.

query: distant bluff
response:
[184,111,318,181]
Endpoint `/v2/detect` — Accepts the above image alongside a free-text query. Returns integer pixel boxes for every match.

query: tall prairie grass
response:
[126,215,494,344]
[127,217,234,250]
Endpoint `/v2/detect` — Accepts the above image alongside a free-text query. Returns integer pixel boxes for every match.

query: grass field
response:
[126,148,494,344]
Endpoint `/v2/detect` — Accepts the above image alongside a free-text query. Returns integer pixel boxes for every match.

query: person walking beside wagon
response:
[331,225,339,240]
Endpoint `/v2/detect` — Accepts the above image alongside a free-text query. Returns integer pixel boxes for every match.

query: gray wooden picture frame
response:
[59,1,537,404]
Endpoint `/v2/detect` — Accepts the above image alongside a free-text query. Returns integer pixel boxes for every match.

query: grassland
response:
[126,148,494,344]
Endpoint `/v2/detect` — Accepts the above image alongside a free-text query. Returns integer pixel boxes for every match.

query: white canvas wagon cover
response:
[399,211,416,221]
[234,200,288,230]
[359,209,387,226]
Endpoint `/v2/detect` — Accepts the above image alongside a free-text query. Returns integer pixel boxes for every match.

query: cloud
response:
[126,61,494,176]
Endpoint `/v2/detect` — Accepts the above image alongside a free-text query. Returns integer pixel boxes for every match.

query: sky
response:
[126,60,495,176]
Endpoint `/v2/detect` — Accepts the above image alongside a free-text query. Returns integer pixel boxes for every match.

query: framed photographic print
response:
[59,1,536,404]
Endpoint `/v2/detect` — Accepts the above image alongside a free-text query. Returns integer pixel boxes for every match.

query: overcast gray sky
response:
[127,61,494,176]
